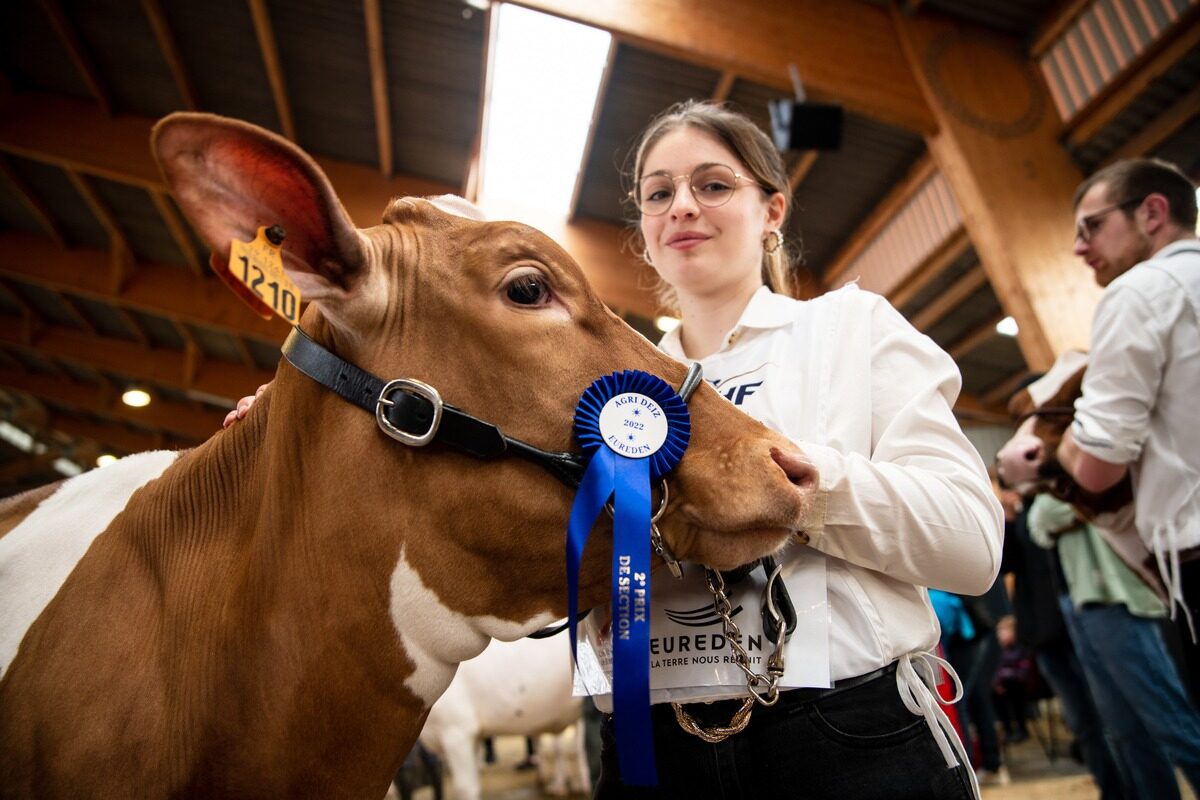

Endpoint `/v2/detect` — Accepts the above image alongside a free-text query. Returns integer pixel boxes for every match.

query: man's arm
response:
[1059,426,1129,493]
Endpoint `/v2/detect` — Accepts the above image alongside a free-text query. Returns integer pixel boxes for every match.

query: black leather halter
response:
[281,327,590,488]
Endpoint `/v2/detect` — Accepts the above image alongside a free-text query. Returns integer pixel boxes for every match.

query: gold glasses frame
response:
[630,163,764,216]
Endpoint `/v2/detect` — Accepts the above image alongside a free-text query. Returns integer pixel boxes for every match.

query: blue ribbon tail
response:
[612,455,657,786]
[566,448,615,662]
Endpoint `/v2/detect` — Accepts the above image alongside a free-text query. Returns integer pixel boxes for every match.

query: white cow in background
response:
[419,634,589,800]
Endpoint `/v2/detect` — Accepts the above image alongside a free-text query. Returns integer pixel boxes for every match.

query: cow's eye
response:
[505,273,550,305]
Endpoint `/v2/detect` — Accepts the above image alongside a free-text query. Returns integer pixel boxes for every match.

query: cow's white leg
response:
[570,722,591,794]
[538,730,570,797]
[440,728,482,800]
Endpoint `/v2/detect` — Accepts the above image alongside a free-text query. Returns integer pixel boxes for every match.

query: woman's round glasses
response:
[632,163,762,216]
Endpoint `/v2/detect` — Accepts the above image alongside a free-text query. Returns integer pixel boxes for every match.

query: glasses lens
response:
[690,164,738,208]
[638,175,675,215]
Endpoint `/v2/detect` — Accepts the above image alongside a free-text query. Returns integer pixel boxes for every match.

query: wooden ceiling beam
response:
[511,0,935,132]
[953,392,1009,426]
[948,311,1007,361]
[1103,82,1200,166]
[0,231,287,344]
[363,0,393,177]
[888,225,970,311]
[712,70,737,102]
[463,4,496,202]
[54,292,97,335]
[37,0,113,116]
[0,316,273,404]
[0,92,652,317]
[0,366,219,442]
[0,154,67,246]
[909,263,988,332]
[787,151,819,194]
[64,169,127,252]
[115,307,151,348]
[246,0,296,140]
[0,451,59,485]
[49,414,172,456]
[0,93,457,225]
[981,369,1034,410]
[1030,0,1092,58]
[1064,5,1200,147]
[141,0,200,110]
[149,189,204,276]
[824,154,936,288]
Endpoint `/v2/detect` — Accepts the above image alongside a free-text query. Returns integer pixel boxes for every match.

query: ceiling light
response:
[52,458,82,477]
[96,454,117,467]
[995,316,1019,337]
[655,316,680,333]
[122,388,151,408]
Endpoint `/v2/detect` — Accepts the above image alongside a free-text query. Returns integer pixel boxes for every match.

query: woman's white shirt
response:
[579,285,1002,705]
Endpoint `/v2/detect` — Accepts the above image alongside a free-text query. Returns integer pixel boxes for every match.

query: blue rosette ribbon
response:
[566,370,691,787]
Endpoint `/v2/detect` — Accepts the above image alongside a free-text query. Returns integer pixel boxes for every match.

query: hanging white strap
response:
[896,651,981,800]
[1151,521,1197,643]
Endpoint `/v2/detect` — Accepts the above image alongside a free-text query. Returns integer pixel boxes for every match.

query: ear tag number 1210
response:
[227,226,302,323]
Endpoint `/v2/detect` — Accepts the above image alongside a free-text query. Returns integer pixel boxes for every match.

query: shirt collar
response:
[658,286,795,359]
[1153,238,1200,260]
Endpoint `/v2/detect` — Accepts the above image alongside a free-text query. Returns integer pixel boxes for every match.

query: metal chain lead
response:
[671,564,789,743]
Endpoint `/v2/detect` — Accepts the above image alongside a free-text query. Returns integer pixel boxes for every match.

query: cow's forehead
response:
[1027,349,1088,407]
[426,194,487,221]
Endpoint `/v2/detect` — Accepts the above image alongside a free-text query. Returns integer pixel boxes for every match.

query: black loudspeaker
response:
[768,99,843,151]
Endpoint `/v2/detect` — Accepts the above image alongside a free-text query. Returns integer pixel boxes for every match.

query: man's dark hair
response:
[1073,158,1197,230]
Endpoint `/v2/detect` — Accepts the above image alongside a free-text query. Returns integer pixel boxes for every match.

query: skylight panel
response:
[477,4,611,218]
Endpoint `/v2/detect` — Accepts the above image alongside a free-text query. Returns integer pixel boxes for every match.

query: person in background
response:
[956,580,1012,787]
[999,458,1126,799]
[1028,493,1200,798]
[1058,159,1200,701]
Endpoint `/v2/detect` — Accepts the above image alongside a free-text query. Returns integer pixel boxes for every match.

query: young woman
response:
[577,101,1002,799]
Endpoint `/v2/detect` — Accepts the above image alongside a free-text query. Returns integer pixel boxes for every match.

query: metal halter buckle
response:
[376,378,443,446]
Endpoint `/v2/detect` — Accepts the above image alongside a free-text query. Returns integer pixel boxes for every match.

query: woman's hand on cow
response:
[223,384,269,428]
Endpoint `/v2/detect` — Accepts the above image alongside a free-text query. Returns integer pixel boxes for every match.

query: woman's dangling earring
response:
[642,247,654,265]
[762,229,783,254]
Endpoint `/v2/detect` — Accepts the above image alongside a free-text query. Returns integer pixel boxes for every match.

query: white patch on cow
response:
[0,450,180,678]
[1027,349,1088,408]
[427,195,488,221]
[388,545,556,706]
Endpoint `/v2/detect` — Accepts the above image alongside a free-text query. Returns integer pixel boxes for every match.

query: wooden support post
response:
[363,0,393,177]
[892,9,1101,371]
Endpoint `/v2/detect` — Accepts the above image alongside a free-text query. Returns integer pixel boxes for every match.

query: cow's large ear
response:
[151,112,366,305]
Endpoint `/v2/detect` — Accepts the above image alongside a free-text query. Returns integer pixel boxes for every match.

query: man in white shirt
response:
[1059,158,1200,706]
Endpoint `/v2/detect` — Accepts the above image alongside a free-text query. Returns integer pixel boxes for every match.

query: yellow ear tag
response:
[225,226,302,323]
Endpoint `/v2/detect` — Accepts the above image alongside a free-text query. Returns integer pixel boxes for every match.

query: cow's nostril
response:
[770,447,817,491]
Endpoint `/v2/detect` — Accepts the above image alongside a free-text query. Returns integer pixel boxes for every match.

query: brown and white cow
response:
[0,113,818,799]
[995,350,1164,598]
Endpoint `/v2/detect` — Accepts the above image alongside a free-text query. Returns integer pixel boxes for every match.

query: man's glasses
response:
[1075,197,1144,243]
[631,163,764,216]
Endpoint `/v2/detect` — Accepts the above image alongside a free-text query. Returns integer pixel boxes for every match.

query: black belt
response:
[659,662,898,726]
